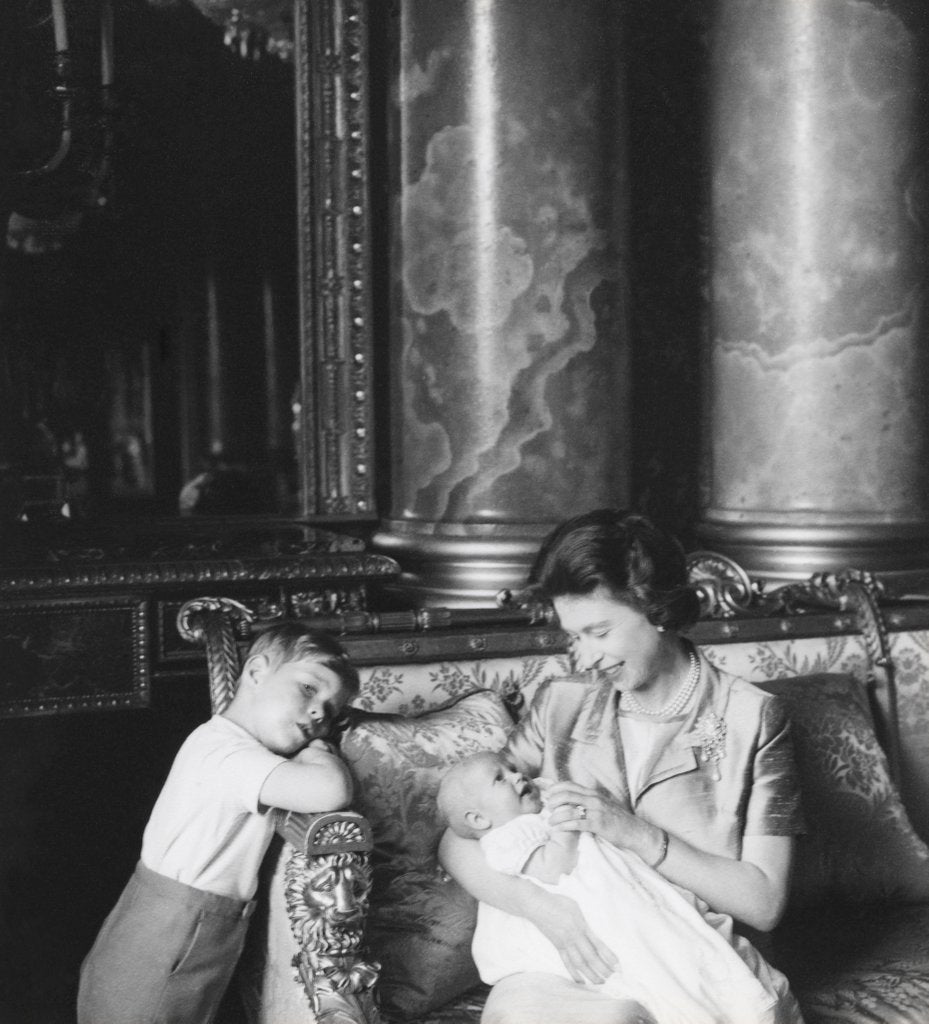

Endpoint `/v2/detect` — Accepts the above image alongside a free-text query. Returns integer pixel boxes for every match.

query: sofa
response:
[177,556,929,1024]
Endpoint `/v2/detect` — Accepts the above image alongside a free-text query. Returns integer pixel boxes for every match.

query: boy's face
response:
[467,753,542,828]
[245,654,349,756]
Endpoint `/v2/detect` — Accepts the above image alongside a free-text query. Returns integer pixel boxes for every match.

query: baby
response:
[78,622,359,1024]
[438,751,800,1024]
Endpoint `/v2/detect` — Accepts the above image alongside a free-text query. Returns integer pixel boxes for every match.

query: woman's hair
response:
[246,621,361,699]
[527,508,700,632]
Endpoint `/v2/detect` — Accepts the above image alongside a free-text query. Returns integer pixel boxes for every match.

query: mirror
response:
[0,0,376,547]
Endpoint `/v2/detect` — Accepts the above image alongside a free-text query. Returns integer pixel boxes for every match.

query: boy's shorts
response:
[77,860,255,1024]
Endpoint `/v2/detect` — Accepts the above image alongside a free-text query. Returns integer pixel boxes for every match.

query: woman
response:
[439,509,805,1024]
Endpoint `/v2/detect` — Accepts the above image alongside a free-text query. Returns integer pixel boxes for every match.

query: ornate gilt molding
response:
[296,0,375,517]
[283,813,381,1024]
[686,550,761,619]
[0,595,150,717]
[0,552,398,594]
[176,596,255,712]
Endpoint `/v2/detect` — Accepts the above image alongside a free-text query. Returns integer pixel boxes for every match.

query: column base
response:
[369,520,555,608]
[697,512,929,587]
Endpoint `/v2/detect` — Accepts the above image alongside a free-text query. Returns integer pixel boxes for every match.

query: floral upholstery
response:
[887,630,929,844]
[701,632,929,846]
[700,634,871,682]
[757,674,929,907]
[352,654,573,718]
[340,692,514,1019]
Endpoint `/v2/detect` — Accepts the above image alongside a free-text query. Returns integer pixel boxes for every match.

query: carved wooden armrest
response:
[276,809,382,1024]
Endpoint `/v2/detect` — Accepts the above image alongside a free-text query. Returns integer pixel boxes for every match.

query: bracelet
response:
[649,828,670,869]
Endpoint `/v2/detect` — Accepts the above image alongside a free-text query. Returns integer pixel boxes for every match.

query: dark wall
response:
[625,0,709,546]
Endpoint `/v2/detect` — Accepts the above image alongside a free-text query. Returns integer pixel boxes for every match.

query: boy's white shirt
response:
[141,715,286,900]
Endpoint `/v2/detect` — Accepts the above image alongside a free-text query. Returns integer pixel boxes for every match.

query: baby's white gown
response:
[473,813,802,1024]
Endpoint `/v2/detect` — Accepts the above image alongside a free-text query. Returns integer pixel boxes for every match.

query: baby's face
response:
[468,753,543,826]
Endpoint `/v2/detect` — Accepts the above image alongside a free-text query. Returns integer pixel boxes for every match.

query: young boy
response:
[438,751,802,1024]
[77,622,359,1024]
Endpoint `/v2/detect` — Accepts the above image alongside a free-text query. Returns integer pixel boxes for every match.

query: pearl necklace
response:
[622,649,700,718]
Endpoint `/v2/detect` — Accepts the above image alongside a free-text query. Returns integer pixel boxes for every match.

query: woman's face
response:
[553,585,666,694]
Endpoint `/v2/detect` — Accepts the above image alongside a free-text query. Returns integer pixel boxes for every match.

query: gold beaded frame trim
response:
[295,0,376,516]
[0,595,150,718]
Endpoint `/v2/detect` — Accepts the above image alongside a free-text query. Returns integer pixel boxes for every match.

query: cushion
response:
[354,653,572,716]
[760,673,929,908]
[339,690,513,1018]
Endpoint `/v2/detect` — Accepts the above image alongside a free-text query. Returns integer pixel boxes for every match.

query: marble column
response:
[373,0,631,605]
[701,0,929,581]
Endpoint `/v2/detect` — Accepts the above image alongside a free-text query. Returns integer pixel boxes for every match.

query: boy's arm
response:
[522,830,579,884]
[259,740,354,813]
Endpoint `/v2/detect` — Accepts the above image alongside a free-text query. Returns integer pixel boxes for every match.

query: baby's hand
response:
[535,776,554,806]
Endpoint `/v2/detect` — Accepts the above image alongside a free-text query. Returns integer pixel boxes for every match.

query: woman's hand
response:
[546,782,795,932]
[546,780,657,859]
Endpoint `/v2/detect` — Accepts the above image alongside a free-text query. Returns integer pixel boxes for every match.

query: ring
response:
[577,804,587,820]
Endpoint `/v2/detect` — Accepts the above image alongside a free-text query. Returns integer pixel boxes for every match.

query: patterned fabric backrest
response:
[885,629,929,842]
[352,652,573,717]
[350,633,872,716]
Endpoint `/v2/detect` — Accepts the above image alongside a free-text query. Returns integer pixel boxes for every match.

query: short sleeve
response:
[743,694,805,836]
[209,727,288,814]
[481,814,551,874]
[141,718,288,896]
